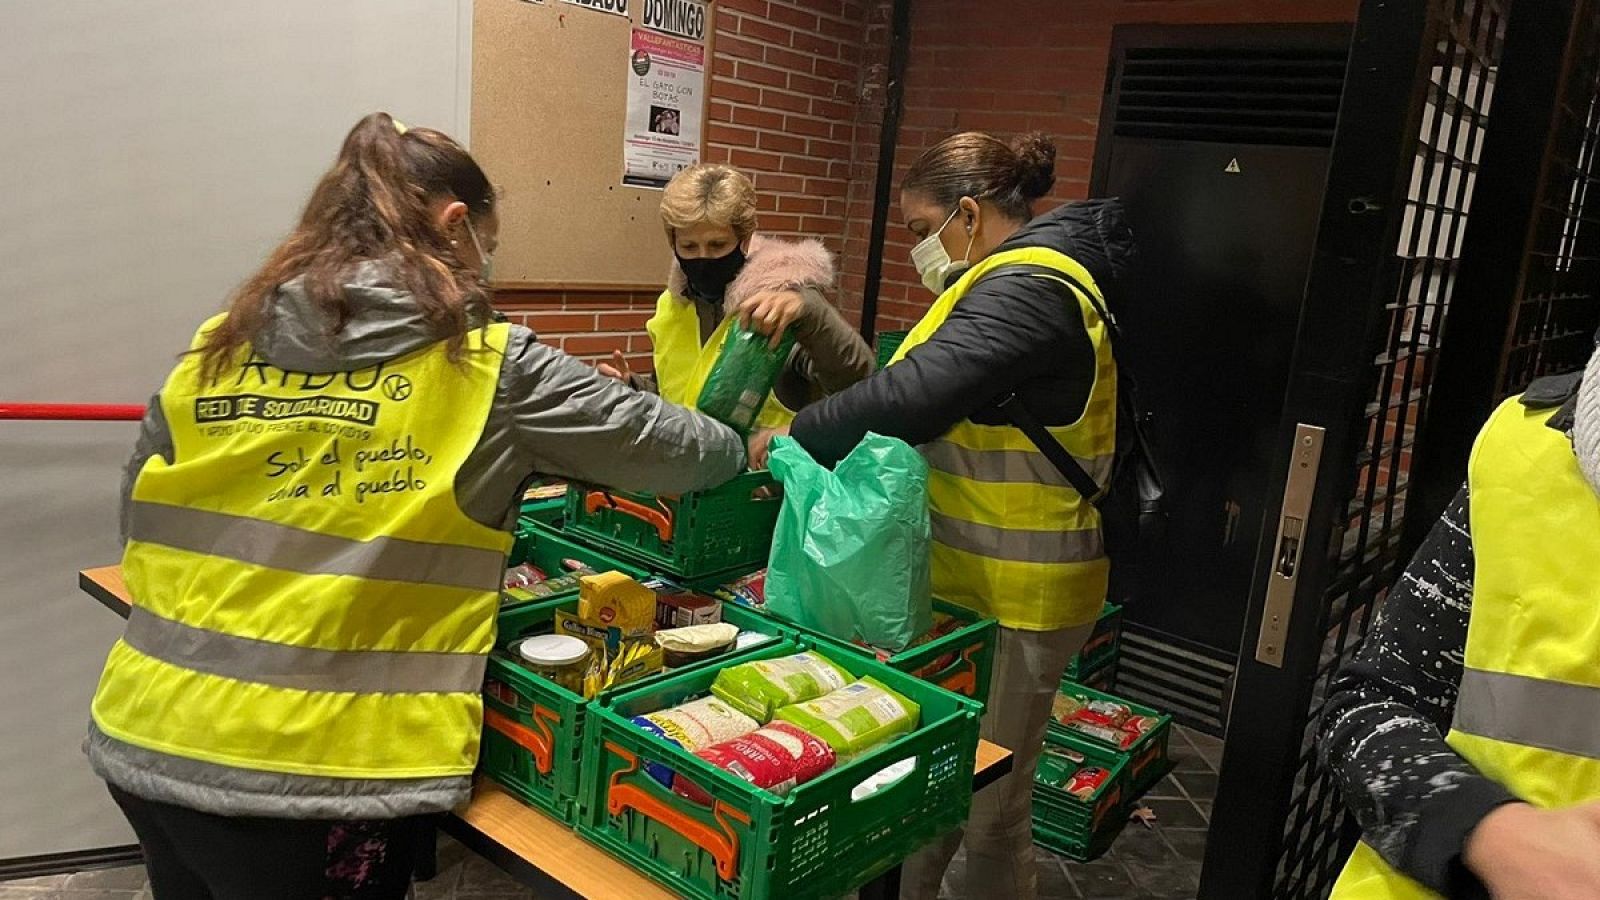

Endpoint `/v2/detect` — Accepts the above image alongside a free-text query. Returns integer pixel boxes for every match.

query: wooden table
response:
[78,566,1013,899]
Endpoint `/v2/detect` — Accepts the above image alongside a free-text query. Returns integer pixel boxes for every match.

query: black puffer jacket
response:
[790,199,1135,466]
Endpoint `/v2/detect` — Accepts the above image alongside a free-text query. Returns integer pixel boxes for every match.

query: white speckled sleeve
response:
[1318,485,1518,896]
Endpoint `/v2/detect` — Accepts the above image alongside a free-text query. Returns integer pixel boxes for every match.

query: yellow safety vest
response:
[647,290,797,430]
[91,317,513,783]
[1331,396,1600,898]
[888,247,1117,630]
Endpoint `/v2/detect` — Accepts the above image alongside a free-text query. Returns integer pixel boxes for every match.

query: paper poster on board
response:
[623,28,704,189]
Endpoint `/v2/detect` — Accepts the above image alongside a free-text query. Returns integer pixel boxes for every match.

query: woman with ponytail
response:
[87,113,743,899]
[749,131,1137,899]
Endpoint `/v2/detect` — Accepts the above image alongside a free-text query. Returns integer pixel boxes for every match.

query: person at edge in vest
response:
[1318,338,1600,900]
[749,131,1133,900]
[595,163,874,422]
[85,113,745,900]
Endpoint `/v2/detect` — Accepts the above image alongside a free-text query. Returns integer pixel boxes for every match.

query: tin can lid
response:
[517,634,590,667]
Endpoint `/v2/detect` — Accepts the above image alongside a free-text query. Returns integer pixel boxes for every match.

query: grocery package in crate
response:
[1049,682,1174,797]
[705,568,997,705]
[480,573,788,821]
[1031,732,1130,862]
[563,471,781,580]
[579,641,982,900]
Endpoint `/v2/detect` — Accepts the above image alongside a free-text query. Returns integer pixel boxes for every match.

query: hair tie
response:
[391,117,409,135]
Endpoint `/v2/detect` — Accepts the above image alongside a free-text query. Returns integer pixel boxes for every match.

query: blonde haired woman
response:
[599,164,872,425]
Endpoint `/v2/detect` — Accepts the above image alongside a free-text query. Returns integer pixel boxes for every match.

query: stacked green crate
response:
[694,583,998,706]
[483,520,789,822]
[875,330,910,369]
[1049,682,1175,799]
[1031,731,1131,862]
[1063,602,1123,690]
[564,471,780,582]
[579,639,983,899]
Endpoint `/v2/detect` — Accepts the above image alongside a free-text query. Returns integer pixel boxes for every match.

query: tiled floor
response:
[1,729,1219,900]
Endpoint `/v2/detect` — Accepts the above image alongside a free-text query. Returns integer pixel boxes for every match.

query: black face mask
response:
[676,245,747,303]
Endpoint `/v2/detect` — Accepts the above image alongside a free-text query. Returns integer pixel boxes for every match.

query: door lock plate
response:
[1255,424,1326,667]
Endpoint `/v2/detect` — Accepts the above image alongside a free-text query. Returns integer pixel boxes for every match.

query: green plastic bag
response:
[695,324,798,434]
[765,433,933,651]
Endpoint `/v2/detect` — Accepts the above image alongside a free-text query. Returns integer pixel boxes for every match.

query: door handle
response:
[1255,425,1325,668]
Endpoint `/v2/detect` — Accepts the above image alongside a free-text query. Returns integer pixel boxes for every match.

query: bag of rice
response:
[710,651,852,722]
[673,721,836,805]
[773,678,920,760]
[631,696,760,787]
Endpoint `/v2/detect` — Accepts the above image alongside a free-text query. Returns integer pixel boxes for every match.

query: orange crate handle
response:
[935,643,985,698]
[603,740,750,882]
[585,491,675,542]
[484,705,560,775]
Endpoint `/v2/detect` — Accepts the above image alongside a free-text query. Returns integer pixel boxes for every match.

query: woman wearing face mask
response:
[86,113,744,900]
[749,131,1134,900]
[597,164,873,426]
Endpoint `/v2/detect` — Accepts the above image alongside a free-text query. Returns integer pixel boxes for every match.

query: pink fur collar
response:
[667,234,836,313]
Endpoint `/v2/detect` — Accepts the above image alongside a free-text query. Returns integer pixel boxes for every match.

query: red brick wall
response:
[845,0,1359,333]
[495,289,659,371]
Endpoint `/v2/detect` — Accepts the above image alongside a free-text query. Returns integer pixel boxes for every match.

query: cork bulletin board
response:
[471,0,714,289]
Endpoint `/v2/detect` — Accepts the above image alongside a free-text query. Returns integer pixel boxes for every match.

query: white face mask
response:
[910,206,975,296]
[464,217,495,285]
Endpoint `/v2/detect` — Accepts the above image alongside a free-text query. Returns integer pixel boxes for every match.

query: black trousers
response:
[109,785,422,900]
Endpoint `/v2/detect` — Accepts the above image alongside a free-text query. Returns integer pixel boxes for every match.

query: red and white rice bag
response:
[674,722,836,804]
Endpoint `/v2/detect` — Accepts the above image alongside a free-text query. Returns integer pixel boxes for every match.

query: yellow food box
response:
[578,571,657,633]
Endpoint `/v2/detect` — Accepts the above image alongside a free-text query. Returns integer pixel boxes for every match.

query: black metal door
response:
[1090,25,1352,733]
[1201,1,1515,897]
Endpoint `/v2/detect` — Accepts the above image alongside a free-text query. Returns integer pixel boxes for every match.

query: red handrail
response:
[0,403,146,422]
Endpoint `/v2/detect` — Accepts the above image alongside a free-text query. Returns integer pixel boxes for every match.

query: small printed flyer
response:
[623,27,704,189]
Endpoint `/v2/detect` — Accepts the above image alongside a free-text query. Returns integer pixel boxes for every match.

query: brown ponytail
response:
[197,112,495,380]
[902,131,1057,221]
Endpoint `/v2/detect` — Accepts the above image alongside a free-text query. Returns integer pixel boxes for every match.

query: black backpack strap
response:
[977,262,1117,505]
[996,392,1108,507]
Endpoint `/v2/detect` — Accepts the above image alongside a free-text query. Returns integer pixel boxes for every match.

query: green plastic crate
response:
[504,517,648,609]
[1049,681,1174,799]
[481,599,589,822]
[1031,731,1131,862]
[725,598,998,706]
[563,473,781,581]
[481,598,789,823]
[1075,602,1123,673]
[578,639,983,900]
[875,330,909,369]
[1063,655,1118,694]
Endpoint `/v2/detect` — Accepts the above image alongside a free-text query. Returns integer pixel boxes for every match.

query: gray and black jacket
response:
[87,262,745,820]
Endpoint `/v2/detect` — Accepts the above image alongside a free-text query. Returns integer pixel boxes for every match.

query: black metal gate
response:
[1199,1,1514,897]
[1410,0,1600,539]
[1495,0,1600,393]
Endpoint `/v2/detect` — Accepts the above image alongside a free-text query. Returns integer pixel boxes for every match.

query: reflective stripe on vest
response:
[887,247,1117,630]
[1330,398,1600,899]
[91,318,512,783]
[646,289,797,429]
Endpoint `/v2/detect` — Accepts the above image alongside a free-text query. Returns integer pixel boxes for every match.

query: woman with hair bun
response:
[749,131,1136,899]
